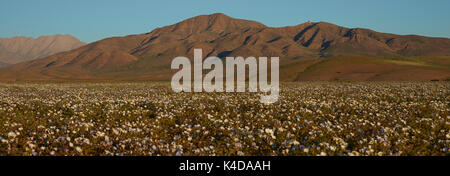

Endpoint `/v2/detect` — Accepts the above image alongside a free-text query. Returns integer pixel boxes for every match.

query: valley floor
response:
[0,82,448,156]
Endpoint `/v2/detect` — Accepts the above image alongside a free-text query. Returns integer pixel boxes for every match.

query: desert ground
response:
[0,82,448,156]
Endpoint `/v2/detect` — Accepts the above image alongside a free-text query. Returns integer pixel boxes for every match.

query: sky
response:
[1,0,449,43]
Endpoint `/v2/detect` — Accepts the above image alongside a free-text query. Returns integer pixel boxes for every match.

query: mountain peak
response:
[209,12,229,17]
[160,13,266,35]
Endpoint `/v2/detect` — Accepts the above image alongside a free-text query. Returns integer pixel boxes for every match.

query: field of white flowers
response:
[0,82,448,156]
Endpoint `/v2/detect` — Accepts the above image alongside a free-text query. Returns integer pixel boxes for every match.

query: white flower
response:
[330,146,336,151]
[7,132,16,138]
[303,148,309,153]
[112,128,120,135]
[75,147,83,153]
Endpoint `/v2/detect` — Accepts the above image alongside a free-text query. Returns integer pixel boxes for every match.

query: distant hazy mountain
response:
[0,34,85,65]
[0,13,449,81]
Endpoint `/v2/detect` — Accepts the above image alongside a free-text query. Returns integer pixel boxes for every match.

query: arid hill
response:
[0,34,85,65]
[0,13,449,81]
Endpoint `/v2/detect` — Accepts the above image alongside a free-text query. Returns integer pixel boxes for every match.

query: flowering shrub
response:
[0,82,448,156]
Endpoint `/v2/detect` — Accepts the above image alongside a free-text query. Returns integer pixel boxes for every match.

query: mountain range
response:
[0,13,449,81]
[0,34,85,67]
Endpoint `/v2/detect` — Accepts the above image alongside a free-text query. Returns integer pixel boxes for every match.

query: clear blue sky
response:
[1,0,449,43]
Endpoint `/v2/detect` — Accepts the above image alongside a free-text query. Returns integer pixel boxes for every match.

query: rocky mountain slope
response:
[0,13,449,81]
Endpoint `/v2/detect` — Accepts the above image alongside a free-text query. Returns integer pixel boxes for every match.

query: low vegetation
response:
[0,82,448,156]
